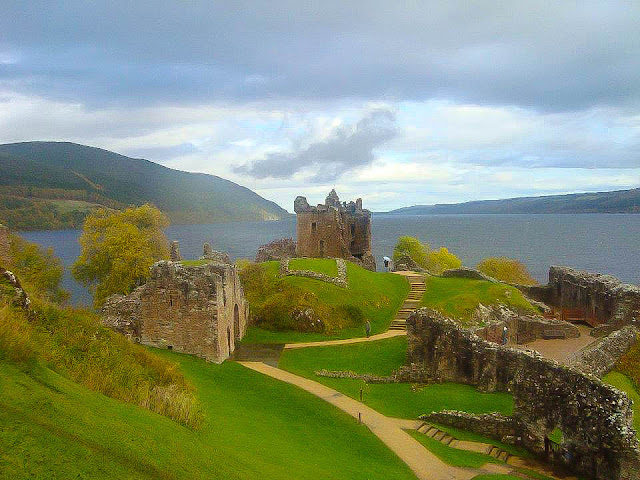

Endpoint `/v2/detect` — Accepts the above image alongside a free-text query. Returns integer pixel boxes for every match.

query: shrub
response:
[426,247,462,274]
[393,236,429,267]
[477,257,537,285]
[8,234,69,304]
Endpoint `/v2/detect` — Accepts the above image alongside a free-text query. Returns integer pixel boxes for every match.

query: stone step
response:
[433,431,446,441]
[441,435,454,445]
[425,427,439,437]
[388,325,407,331]
[498,451,510,462]
[417,423,430,434]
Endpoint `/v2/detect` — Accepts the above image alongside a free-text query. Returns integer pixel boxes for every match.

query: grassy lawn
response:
[407,430,498,468]
[603,371,640,436]
[179,259,212,266]
[0,352,417,480]
[279,337,514,419]
[243,261,409,343]
[421,276,538,325]
[288,258,338,276]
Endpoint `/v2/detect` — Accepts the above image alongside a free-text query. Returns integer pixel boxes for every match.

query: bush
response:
[393,236,462,275]
[393,236,429,267]
[427,247,462,274]
[477,257,537,285]
[8,234,69,304]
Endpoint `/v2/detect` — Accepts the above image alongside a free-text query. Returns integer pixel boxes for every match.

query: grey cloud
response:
[1,1,639,111]
[234,109,397,181]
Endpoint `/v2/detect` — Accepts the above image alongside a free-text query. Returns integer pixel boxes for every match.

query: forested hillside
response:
[0,142,289,230]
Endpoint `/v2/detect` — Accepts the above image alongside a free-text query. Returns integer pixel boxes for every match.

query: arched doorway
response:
[227,327,232,354]
[234,304,240,340]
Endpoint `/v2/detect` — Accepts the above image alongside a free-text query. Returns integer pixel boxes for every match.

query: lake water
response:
[20,214,640,306]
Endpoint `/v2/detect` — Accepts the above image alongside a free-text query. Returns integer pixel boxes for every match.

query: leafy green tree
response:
[73,205,169,307]
[426,247,462,274]
[393,236,429,267]
[7,234,69,303]
[477,257,537,285]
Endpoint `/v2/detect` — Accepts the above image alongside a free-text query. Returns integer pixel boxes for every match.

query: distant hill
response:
[387,188,640,215]
[0,142,289,230]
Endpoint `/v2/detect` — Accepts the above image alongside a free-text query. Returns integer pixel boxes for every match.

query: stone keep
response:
[0,223,9,266]
[102,257,249,363]
[294,189,375,271]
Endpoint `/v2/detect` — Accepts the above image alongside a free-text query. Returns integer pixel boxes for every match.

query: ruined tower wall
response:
[140,262,221,361]
[296,210,349,258]
[548,266,640,326]
[0,224,10,266]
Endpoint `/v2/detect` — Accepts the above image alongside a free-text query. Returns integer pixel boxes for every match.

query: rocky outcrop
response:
[400,308,640,480]
[0,267,30,311]
[392,253,425,272]
[255,238,297,263]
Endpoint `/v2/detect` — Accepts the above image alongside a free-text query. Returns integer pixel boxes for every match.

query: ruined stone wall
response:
[294,190,375,270]
[548,266,640,327]
[255,238,297,263]
[402,308,640,480]
[102,258,249,363]
[0,224,10,267]
[568,325,638,377]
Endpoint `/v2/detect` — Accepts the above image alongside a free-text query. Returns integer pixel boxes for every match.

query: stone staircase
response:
[389,274,426,331]
[415,422,579,480]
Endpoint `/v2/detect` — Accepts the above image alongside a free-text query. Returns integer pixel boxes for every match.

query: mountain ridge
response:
[0,141,289,230]
[386,188,640,215]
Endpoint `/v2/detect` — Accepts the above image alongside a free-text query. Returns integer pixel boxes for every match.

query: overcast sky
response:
[1,1,639,211]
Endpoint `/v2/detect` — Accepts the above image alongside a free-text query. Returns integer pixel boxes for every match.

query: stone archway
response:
[234,304,240,340]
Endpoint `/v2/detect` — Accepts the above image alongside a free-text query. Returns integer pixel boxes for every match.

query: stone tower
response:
[294,190,375,271]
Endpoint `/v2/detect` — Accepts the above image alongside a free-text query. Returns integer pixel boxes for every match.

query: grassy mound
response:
[0,351,416,479]
[288,258,338,276]
[0,303,202,428]
[420,276,538,325]
[279,337,514,419]
[603,371,640,436]
[241,260,409,343]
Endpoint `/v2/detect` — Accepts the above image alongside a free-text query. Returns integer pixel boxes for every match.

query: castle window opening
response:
[167,345,173,350]
[311,222,317,233]
[350,223,355,236]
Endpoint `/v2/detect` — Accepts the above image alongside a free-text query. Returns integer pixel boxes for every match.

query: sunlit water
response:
[20,213,640,306]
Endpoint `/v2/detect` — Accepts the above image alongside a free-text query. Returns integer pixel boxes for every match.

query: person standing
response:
[502,326,508,345]
[365,320,371,337]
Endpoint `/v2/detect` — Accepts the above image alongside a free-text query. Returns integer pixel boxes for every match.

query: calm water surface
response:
[20,214,640,306]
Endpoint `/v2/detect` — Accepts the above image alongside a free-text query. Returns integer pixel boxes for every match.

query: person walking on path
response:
[365,320,371,337]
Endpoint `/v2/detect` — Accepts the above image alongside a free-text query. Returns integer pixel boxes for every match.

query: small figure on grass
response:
[502,326,508,345]
[365,320,371,337]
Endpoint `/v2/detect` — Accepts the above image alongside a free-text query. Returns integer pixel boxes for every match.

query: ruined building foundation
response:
[102,249,249,363]
[294,189,376,271]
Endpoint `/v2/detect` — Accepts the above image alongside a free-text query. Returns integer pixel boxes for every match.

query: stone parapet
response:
[568,325,638,377]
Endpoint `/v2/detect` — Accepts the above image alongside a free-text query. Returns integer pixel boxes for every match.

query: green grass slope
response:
[0,353,416,480]
[0,142,289,229]
[279,337,514,420]
[420,276,538,325]
[242,260,410,343]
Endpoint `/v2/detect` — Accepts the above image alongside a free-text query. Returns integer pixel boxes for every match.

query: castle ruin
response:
[102,244,249,363]
[294,189,376,271]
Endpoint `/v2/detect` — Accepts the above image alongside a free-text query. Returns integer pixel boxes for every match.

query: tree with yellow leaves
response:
[72,205,169,307]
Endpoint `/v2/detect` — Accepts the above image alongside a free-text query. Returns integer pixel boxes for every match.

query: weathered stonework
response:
[0,224,10,267]
[294,190,376,271]
[280,257,348,288]
[0,267,30,311]
[520,266,640,329]
[169,241,182,261]
[255,238,297,263]
[200,243,231,264]
[471,304,580,344]
[400,308,640,480]
[568,325,638,377]
[102,254,249,363]
[441,267,498,282]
